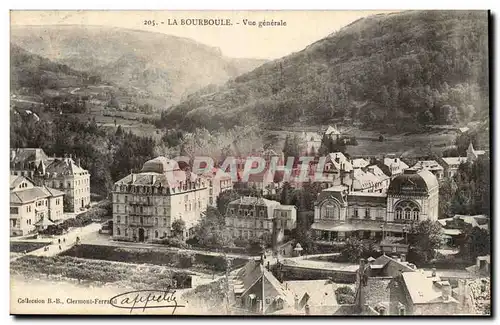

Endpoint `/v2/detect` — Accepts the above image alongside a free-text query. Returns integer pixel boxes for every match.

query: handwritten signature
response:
[109,289,185,314]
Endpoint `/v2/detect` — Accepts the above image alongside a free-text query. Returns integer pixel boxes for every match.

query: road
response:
[10,223,101,261]
[81,232,258,261]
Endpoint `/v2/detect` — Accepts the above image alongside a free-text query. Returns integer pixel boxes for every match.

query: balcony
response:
[128,221,155,227]
[129,201,155,206]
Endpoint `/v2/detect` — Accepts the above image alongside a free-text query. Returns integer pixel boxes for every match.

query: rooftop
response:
[387,169,439,196]
[402,272,459,305]
[141,156,180,173]
[229,196,280,207]
[441,157,468,166]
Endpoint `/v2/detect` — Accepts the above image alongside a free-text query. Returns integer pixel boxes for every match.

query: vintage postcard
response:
[9,10,490,316]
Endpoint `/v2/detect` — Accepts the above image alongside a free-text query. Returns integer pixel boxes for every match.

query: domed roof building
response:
[141,157,180,173]
[112,156,209,244]
[312,168,439,245]
[386,169,439,225]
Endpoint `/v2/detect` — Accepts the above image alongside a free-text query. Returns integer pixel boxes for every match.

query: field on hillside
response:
[266,126,458,158]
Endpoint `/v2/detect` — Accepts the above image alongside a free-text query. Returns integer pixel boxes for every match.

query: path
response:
[69,87,81,95]
[10,223,101,262]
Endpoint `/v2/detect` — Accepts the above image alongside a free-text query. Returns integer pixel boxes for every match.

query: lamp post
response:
[403,226,409,245]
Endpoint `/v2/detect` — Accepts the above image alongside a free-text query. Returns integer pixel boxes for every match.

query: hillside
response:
[162,10,489,131]
[10,25,267,105]
[10,43,95,93]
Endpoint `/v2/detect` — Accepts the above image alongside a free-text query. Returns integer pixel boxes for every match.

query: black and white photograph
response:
[8,9,491,316]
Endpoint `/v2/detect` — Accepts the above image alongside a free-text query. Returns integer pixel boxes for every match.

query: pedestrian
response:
[59,245,62,250]
[58,238,61,244]
[63,238,66,243]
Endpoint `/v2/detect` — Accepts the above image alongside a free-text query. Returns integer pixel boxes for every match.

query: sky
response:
[10,10,398,59]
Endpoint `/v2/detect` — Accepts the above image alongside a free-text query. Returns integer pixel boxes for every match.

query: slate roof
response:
[438,215,489,230]
[401,272,459,305]
[387,169,438,196]
[326,152,353,172]
[409,160,444,172]
[352,158,370,169]
[234,260,295,313]
[441,157,468,167]
[44,157,88,176]
[10,186,57,204]
[10,175,26,190]
[11,148,49,165]
[141,156,180,173]
[229,196,280,207]
[115,170,198,188]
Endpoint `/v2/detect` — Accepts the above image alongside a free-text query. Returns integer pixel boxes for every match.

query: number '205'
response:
[144,20,156,26]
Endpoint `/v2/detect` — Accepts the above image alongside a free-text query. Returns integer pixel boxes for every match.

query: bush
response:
[335,286,355,304]
[336,293,355,305]
[153,237,189,249]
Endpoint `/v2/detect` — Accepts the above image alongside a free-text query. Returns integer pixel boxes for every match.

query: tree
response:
[171,219,186,239]
[294,227,316,255]
[457,225,490,261]
[193,207,233,249]
[280,182,294,205]
[407,220,443,264]
[341,237,365,263]
[216,190,241,215]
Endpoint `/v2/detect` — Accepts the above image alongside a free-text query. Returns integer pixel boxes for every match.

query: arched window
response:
[117,227,121,236]
[321,201,339,220]
[404,208,411,219]
[155,230,159,238]
[394,201,420,222]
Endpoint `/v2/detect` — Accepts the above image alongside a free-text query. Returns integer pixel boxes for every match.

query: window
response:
[117,227,121,236]
[125,216,128,224]
[185,204,188,212]
[366,209,371,219]
[354,208,359,218]
[155,218,158,226]
[395,208,403,220]
[163,218,167,226]
[10,207,18,214]
[117,216,121,224]
[155,230,159,238]
[394,201,420,222]
[125,196,128,203]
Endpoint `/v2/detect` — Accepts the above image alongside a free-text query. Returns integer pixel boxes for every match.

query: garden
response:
[61,244,249,273]
[10,255,192,290]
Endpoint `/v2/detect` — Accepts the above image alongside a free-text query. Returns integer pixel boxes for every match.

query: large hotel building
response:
[112,157,209,242]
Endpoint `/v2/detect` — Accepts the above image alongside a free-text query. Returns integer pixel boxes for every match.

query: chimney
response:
[294,295,299,310]
[131,173,136,183]
[400,254,406,262]
[151,175,156,184]
[441,281,451,301]
[77,158,81,167]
